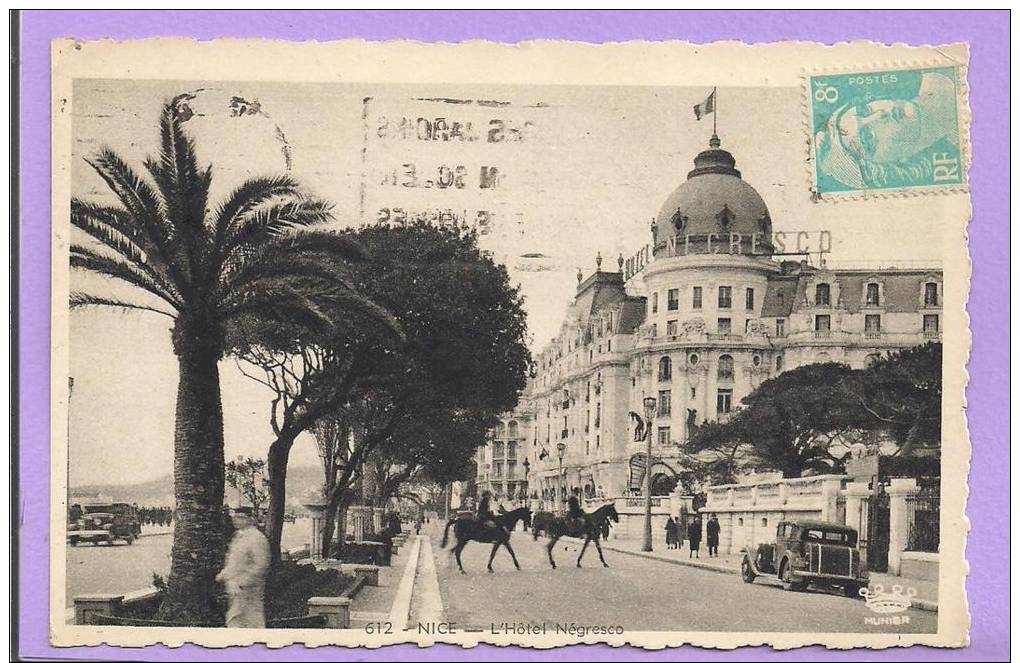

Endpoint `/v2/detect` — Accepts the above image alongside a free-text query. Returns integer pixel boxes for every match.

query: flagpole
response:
[712,86,718,137]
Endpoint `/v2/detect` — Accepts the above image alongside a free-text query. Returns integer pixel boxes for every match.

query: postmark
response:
[808,65,967,196]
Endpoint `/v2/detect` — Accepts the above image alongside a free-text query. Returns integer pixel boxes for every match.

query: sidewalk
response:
[579,537,939,612]
[347,536,419,629]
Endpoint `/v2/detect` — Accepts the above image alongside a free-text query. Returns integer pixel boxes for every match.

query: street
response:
[427,525,936,634]
[65,521,937,635]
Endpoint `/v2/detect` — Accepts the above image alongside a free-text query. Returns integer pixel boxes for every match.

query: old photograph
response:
[49,38,971,649]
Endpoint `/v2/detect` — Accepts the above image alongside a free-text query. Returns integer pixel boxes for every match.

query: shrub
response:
[265,560,353,621]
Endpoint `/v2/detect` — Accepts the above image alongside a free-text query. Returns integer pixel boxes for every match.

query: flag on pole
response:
[693,90,716,120]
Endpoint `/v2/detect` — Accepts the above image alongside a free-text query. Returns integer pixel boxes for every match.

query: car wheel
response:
[844,582,862,598]
[740,556,756,583]
[69,537,78,547]
[780,561,803,591]
[125,535,134,545]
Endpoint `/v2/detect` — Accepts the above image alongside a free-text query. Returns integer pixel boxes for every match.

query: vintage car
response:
[740,520,868,597]
[68,503,142,546]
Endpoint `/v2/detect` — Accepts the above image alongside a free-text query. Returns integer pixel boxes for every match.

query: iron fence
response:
[905,477,940,553]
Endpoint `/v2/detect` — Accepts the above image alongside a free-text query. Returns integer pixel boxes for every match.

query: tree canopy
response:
[687,344,942,480]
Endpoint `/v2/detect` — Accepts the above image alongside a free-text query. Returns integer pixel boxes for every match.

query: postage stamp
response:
[49,38,971,650]
[808,65,967,196]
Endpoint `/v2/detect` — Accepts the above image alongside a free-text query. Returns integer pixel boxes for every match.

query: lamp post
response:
[641,395,657,552]
[235,455,244,508]
[522,457,531,507]
[556,442,567,513]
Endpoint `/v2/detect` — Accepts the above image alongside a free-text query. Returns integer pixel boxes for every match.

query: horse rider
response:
[567,495,587,533]
[477,490,501,530]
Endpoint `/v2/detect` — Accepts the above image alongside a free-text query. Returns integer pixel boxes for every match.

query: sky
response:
[67,79,955,486]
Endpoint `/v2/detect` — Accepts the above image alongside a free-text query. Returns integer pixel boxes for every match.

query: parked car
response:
[740,519,868,598]
[68,503,142,546]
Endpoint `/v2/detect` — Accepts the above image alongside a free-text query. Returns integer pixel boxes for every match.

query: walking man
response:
[687,516,702,559]
[706,514,721,557]
[216,507,271,628]
[664,516,676,549]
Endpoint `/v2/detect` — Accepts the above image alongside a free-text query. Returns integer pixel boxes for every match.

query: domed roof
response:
[653,137,774,256]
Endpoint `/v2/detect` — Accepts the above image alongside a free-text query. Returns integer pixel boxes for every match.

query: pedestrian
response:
[706,514,721,557]
[664,516,676,549]
[675,515,686,551]
[215,507,270,628]
[687,516,702,559]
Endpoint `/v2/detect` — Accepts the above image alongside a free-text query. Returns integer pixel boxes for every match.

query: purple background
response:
[18,10,1009,661]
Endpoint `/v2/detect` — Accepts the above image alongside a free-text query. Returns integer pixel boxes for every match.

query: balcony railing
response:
[923,330,941,340]
[814,330,831,339]
[864,330,882,339]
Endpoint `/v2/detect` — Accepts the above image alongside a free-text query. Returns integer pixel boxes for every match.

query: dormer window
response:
[715,204,735,229]
[865,282,881,307]
[815,283,831,306]
[671,208,688,234]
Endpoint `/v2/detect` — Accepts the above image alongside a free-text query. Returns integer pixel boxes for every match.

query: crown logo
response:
[858,583,917,614]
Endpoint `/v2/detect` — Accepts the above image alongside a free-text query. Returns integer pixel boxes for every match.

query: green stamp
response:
[809,66,965,195]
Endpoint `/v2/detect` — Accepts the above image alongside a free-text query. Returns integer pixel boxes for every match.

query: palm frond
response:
[70,199,152,264]
[84,149,191,287]
[69,292,177,318]
[71,244,182,309]
[219,199,334,266]
[154,99,205,227]
[222,228,366,280]
[211,175,300,245]
[222,275,403,346]
[223,283,336,338]
[216,253,357,299]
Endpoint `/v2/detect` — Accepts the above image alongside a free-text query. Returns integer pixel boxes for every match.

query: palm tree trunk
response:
[158,346,226,624]
[265,435,296,566]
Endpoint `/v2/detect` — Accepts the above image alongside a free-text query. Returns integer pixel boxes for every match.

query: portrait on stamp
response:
[809,66,965,195]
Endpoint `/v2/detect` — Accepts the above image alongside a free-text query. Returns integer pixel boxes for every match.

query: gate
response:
[861,486,890,573]
[905,476,940,552]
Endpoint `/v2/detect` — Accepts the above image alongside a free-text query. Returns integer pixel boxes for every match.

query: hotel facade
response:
[476,138,943,509]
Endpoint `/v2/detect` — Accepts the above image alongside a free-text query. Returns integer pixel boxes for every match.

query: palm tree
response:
[70,95,394,623]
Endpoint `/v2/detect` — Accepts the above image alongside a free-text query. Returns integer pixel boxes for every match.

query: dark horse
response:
[441,507,532,574]
[530,510,556,537]
[533,503,619,569]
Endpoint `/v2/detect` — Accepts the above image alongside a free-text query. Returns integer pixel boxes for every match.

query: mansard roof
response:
[758,264,944,316]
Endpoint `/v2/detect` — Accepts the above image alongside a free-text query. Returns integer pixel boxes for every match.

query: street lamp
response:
[641,395,657,552]
[556,442,567,513]
[522,457,531,507]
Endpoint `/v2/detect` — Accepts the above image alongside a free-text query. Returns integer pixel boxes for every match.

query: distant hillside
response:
[72,464,327,510]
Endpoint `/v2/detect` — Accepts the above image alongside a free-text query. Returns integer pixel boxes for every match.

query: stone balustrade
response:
[701,474,847,555]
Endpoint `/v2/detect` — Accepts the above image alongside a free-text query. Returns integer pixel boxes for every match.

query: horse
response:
[533,503,619,569]
[530,510,556,538]
[441,506,532,574]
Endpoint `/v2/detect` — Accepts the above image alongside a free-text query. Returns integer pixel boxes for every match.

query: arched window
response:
[718,354,734,380]
[865,352,882,368]
[776,354,784,372]
[658,356,672,381]
[507,420,519,439]
[815,283,831,306]
[817,351,832,363]
[924,282,939,307]
[496,422,507,438]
